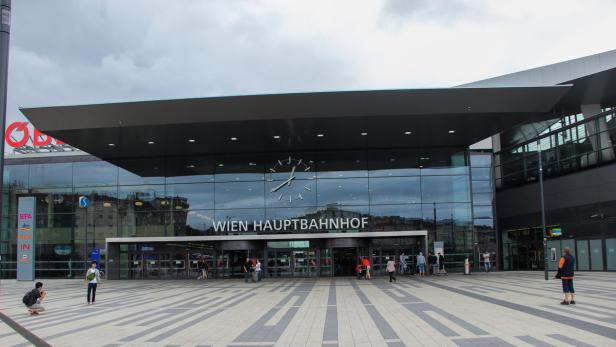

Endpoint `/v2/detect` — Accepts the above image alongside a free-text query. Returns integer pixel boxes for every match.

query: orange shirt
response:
[558,256,574,280]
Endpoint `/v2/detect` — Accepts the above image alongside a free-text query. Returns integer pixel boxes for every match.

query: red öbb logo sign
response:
[5,121,65,148]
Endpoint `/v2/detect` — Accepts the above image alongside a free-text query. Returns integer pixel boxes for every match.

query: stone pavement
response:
[1,272,616,347]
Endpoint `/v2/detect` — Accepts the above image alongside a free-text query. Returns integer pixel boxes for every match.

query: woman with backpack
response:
[84,261,101,305]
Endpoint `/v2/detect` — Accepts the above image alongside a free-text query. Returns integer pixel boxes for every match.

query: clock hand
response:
[271,176,296,192]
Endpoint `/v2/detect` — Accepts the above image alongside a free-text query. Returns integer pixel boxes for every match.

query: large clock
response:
[268,156,315,204]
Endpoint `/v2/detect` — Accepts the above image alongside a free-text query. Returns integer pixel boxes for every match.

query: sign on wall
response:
[433,241,444,256]
[17,197,36,281]
[4,121,79,154]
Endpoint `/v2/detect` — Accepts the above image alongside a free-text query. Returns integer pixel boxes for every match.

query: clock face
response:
[268,156,315,204]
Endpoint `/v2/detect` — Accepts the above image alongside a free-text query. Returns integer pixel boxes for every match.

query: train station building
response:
[1,49,616,279]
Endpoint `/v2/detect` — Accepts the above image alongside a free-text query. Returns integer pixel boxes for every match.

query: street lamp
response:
[537,144,548,280]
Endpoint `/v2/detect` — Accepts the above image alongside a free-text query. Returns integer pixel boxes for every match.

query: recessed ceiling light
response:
[448,130,455,134]
[230,137,238,141]
[404,131,412,135]
[147,141,155,144]
[317,134,324,137]
[134,201,144,206]
[186,164,195,168]
[273,135,280,139]
[108,143,115,147]
[248,162,257,166]
[188,139,196,143]
[419,165,423,168]
[361,132,368,136]
[218,163,224,167]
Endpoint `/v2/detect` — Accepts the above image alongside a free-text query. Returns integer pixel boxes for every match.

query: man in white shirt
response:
[483,252,492,272]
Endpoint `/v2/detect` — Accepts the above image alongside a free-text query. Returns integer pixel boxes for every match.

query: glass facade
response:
[495,107,616,190]
[1,147,496,278]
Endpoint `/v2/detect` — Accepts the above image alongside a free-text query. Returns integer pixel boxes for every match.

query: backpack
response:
[22,289,38,307]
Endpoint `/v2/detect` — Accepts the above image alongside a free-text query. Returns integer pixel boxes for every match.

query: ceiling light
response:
[147,141,155,145]
[317,134,324,137]
[448,130,455,134]
[186,164,195,168]
[273,135,280,139]
[107,143,115,147]
[175,205,183,210]
[248,162,257,166]
[230,137,238,141]
[103,202,112,207]
[404,131,412,135]
[218,163,224,167]
[361,132,368,136]
[134,201,144,206]
[188,139,195,143]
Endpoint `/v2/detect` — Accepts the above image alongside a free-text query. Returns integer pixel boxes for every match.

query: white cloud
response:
[5,0,616,127]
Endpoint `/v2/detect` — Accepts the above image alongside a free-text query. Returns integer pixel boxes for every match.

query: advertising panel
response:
[17,197,36,281]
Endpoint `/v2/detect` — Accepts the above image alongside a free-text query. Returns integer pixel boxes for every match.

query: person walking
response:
[361,257,371,280]
[85,261,101,305]
[386,257,397,283]
[438,253,446,274]
[483,251,492,272]
[255,259,263,282]
[416,252,426,277]
[243,257,251,283]
[22,282,46,316]
[428,252,438,275]
[555,247,576,305]
[197,255,207,280]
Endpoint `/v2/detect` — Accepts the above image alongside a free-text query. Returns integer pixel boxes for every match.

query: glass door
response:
[576,240,590,271]
[293,250,317,277]
[589,239,603,271]
[276,251,292,277]
[320,248,332,276]
[606,239,616,271]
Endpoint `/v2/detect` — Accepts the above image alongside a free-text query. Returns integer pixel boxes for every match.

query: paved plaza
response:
[1,272,616,346]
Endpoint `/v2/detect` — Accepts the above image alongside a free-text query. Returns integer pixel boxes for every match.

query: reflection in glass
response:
[119,185,166,212]
[3,164,29,188]
[471,167,491,180]
[369,176,420,204]
[317,178,369,206]
[421,176,470,203]
[215,155,264,182]
[473,205,493,219]
[171,210,214,236]
[117,158,165,185]
[215,181,265,209]
[165,156,214,183]
[472,193,492,205]
[73,161,118,187]
[471,180,491,193]
[30,163,73,187]
[317,151,367,178]
[166,183,214,210]
[470,154,492,167]
[368,149,420,177]
[370,204,422,231]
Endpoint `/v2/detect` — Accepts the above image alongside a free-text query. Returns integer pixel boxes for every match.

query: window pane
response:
[317,178,369,206]
[118,211,168,237]
[30,163,73,187]
[165,156,214,183]
[75,186,118,214]
[473,193,492,205]
[215,155,264,182]
[166,183,214,210]
[119,185,166,212]
[215,181,265,209]
[470,154,492,167]
[471,167,491,180]
[171,210,214,236]
[3,164,29,188]
[368,149,420,177]
[473,205,493,219]
[471,180,491,194]
[117,158,165,185]
[31,188,75,215]
[317,151,368,178]
[369,176,420,204]
[370,204,422,231]
[421,175,470,203]
[265,154,316,181]
[73,161,118,187]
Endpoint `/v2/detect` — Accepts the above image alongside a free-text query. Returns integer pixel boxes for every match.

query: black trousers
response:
[389,271,396,282]
[87,283,98,303]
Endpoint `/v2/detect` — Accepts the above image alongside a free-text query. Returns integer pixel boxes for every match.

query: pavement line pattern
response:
[0,272,614,346]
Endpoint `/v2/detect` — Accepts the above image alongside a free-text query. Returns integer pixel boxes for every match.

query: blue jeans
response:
[484,261,491,272]
[244,271,250,283]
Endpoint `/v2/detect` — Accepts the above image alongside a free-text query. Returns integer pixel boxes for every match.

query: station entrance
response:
[105,231,427,279]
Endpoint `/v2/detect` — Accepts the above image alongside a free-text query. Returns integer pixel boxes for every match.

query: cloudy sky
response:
[5,0,616,125]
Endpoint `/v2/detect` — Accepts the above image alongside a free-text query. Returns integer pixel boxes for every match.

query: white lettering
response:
[340,218,349,229]
[239,220,248,232]
[309,219,318,229]
[213,221,228,232]
[350,218,360,229]
[362,217,369,229]
[254,220,263,231]
[283,220,292,230]
[300,219,308,230]
[263,220,273,231]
